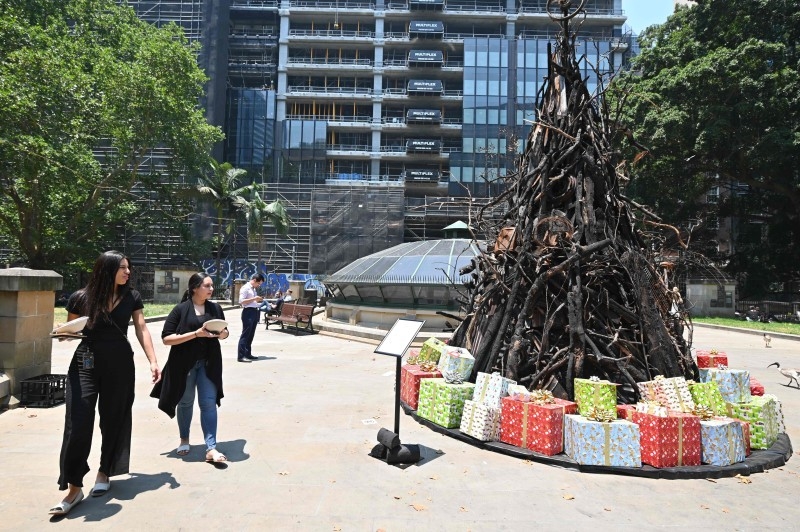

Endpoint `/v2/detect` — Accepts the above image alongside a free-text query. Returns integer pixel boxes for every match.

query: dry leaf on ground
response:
[460,506,469,512]
[563,494,575,500]
[411,503,427,512]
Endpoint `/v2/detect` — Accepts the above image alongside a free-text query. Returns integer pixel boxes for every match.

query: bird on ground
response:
[764,333,772,348]
[768,362,800,388]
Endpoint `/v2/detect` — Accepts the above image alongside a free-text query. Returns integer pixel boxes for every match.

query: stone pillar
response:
[0,268,63,407]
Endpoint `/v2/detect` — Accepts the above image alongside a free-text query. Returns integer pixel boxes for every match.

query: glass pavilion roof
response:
[326,239,483,286]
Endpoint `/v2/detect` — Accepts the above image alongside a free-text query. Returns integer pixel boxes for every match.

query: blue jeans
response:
[176,360,218,452]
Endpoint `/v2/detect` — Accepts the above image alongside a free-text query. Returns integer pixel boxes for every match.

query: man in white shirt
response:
[237,273,264,361]
[283,289,294,302]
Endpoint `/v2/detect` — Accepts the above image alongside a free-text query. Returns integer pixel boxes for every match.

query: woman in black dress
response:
[50,251,160,515]
[151,272,229,462]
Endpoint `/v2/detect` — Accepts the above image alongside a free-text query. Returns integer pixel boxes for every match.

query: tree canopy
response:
[611,0,800,297]
[0,0,223,269]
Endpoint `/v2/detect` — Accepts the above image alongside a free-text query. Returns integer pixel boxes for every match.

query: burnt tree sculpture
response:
[449,0,696,403]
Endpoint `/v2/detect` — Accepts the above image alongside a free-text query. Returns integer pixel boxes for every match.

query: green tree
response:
[243,195,292,273]
[611,0,800,297]
[196,161,263,288]
[0,0,223,269]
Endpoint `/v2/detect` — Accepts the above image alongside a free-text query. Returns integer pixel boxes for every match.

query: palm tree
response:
[242,195,292,276]
[196,161,263,290]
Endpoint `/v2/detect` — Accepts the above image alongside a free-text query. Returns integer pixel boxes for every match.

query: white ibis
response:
[768,362,800,388]
[763,333,772,347]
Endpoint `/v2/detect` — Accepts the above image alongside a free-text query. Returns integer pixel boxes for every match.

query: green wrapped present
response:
[574,377,618,417]
[688,381,727,416]
[725,396,779,449]
[417,378,476,428]
[418,337,447,365]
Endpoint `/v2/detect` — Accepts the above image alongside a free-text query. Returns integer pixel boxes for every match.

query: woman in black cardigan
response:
[151,273,230,462]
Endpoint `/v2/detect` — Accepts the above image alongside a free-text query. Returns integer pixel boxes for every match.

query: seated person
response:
[260,290,282,314]
[283,289,294,302]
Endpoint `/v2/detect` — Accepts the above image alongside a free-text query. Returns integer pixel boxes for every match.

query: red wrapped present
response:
[696,350,728,369]
[749,376,765,396]
[499,396,577,456]
[632,411,701,468]
[400,364,441,410]
[617,404,636,420]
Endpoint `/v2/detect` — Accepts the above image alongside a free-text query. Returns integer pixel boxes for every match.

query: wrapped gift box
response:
[418,338,447,365]
[636,402,668,417]
[499,397,578,455]
[437,347,476,380]
[473,371,516,409]
[699,418,746,466]
[460,400,501,441]
[508,384,533,402]
[417,378,475,428]
[616,404,636,420]
[699,368,751,403]
[749,376,765,396]
[725,396,779,449]
[574,378,618,417]
[637,377,694,412]
[696,350,729,369]
[688,381,727,415]
[763,393,786,433]
[564,415,641,467]
[400,364,442,410]
[632,411,701,468]
[737,420,752,456]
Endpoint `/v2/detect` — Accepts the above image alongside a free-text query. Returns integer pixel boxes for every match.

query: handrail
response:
[288,29,375,38]
[287,85,373,94]
[286,58,373,66]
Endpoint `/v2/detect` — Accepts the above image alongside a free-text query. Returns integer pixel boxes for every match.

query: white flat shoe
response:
[90,480,111,497]
[49,490,84,515]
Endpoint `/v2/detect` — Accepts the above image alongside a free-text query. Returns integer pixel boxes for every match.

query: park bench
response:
[265,302,316,334]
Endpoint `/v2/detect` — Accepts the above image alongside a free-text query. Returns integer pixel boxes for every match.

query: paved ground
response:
[1,310,799,530]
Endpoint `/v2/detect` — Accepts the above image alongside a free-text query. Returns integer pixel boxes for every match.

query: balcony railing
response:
[286,58,373,67]
[231,0,279,8]
[289,0,375,9]
[286,85,373,95]
[288,29,376,39]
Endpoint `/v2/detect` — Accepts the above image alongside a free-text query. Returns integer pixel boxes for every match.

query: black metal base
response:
[402,401,793,479]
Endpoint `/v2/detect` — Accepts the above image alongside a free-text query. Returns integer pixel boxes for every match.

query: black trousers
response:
[58,340,135,490]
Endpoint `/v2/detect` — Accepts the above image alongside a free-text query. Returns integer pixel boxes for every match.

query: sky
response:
[621,0,676,34]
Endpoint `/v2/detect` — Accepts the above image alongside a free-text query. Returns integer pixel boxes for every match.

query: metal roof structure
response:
[325,239,482,286]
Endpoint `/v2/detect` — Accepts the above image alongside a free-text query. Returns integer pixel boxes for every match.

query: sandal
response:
[49,490,84,516]
[206,449,227,463]
[176,443,191,456]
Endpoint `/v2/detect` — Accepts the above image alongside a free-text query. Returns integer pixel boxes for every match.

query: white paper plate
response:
[204,319,227,333]
[52,316,88,335]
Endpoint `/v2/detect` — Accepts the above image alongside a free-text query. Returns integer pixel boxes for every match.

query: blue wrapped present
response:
[564,415,641,467]
[699,418,746,466]
[698,368,750,403]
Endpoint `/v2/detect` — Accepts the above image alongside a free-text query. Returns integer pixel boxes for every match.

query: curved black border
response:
[402,402,793,479]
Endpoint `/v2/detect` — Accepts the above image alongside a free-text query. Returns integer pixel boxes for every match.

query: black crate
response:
[20,374,67,407]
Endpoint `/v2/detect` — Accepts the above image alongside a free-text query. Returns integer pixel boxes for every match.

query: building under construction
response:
[119,0,633,276]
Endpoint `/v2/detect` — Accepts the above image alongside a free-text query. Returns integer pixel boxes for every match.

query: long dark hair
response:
[181,272,211,303]
[72,250,130,327]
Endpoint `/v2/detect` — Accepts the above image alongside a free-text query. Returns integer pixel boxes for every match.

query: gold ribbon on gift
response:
[726,424,737,464]
[531,389,555,405]
[466,404,477,433]
[677,417,684,466]
[693,405,715,420]
[586,406,617,423]
[603,422,612,465]
[476,375,490,403]
[419,360,437,372]
[521,403,530,447]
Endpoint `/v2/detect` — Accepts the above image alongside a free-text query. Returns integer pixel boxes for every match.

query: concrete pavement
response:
[1,310,800,530]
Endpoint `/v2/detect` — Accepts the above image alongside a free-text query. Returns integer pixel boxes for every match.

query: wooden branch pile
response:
[449,3,696,403]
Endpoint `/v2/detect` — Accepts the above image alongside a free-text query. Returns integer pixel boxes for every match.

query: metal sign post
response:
[371,318,425,464]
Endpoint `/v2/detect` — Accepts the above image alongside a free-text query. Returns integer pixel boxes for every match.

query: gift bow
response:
[406,354,419,365]
[530,389,555,405]
[586,407,617,423]
[693,405,715,420]
[443,370,465,384]
[419,361,438,372]
[589,376,601,382]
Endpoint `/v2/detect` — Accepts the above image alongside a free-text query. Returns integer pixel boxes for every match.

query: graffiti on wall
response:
[199,259,290,294]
